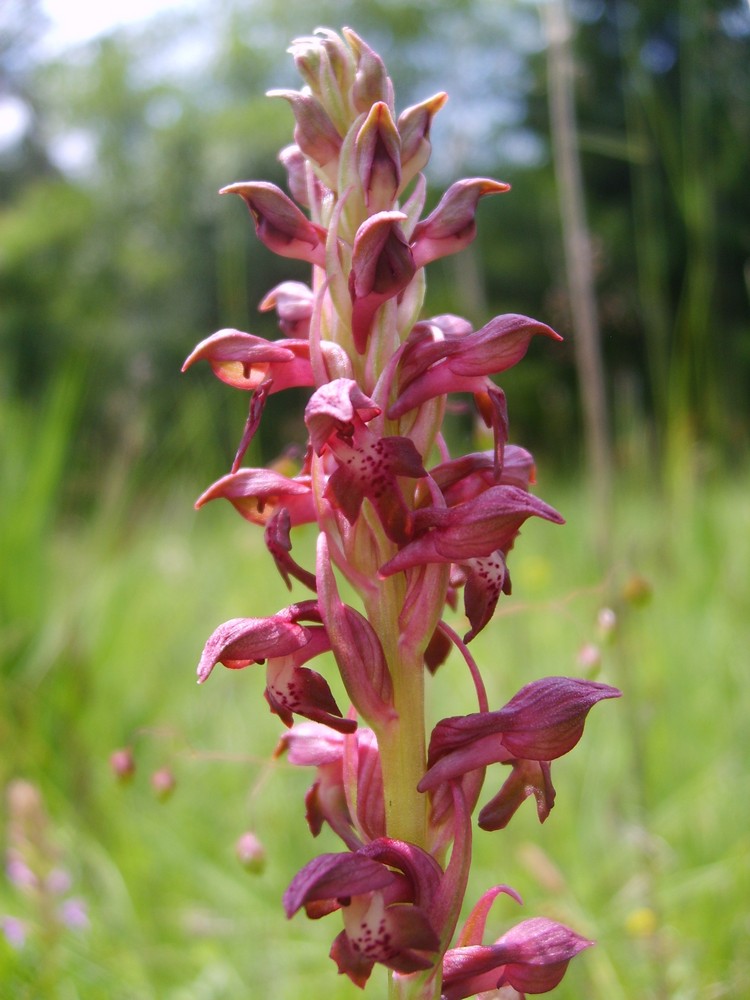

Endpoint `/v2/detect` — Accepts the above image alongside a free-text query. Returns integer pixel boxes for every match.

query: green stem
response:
[388,967,442,1000]
[357,508,430,850]
[377,639,428,849]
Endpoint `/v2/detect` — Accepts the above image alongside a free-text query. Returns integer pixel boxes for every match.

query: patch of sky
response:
[0,96,32,153]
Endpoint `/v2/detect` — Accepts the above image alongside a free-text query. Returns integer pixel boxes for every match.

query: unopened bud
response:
[597,607,617,638]
[398,92,448,187]
[577,642,602,672]
[268,90,342,184]
[349,212,416,352]
[344,27,393,113]
[110,747,136,783]
[235,831,266,874]
[355,102,401,213]
[151,768,176,802]
[622,574,652,607]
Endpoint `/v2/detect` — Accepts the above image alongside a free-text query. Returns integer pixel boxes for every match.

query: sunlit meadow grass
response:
[2,387,748,998]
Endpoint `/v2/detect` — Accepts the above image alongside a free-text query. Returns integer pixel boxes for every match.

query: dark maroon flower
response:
[380,486,563,577]
[196,604,356,734]
[421,677,621,786]
[349,212,417,352]
[306,378,426,543]
[388,314,561,420]
[284,839,442,987]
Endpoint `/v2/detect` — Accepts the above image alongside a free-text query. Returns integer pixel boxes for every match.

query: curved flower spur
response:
[185,26,620,1000]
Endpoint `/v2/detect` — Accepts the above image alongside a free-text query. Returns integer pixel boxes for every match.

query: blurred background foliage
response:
[3,0,748,492]
[2,0,750,997]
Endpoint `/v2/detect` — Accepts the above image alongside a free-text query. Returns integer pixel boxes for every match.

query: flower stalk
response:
[186,27,619,998]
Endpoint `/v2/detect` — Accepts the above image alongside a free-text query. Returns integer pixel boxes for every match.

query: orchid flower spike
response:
[184,26,620,1000]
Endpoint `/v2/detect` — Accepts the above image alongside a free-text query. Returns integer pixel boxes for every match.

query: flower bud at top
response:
[344,27,394,114]
[288,30,355,135]
[355,102,401,213]
[268,90,342,186]
[398,92,448,189]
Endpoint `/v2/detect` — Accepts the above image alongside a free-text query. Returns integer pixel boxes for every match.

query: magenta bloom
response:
[442,917,593,999]
[421,677,620,786]
[196,604,356,733]
[306,378,426,543]
[419,678,621,830]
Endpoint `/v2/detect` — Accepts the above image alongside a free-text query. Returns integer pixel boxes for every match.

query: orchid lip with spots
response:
[186,26,619,1000]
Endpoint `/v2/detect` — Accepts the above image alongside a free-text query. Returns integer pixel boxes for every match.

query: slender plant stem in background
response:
[544,0,613,561]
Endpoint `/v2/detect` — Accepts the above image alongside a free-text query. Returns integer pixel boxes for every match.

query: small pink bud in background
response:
[1,916,26,949]
[235,831,266,874]
[6,855,37,890]
[59,897,89,931]
[577,642,602,672]
[110,747,136,783]
[46,868,73,895]
[151,768,176,802]
[597,607,617,639]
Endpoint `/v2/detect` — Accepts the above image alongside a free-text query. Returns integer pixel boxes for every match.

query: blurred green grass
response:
[1,385,749,999]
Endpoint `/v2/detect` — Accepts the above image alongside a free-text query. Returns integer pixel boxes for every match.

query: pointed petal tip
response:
[480,178,511,195]
[219,182,246,196]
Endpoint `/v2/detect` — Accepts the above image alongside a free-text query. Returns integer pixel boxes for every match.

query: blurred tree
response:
[1,0,748,509]
[0,0,58,196]
[569,0,750,465]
